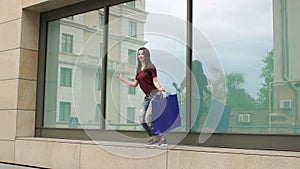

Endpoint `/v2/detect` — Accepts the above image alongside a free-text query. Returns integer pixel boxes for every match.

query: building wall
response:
[272,0,300,131]
[0,0,299,168]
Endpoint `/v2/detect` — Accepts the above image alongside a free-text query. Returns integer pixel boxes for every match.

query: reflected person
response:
[117,47,167,147]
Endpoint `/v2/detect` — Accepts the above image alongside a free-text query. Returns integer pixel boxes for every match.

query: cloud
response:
[145,0,187,20]
[194,0,273,45]
[143,0,273,97]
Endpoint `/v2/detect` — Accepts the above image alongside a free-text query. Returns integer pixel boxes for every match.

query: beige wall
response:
[273,0,300,82]
[272,0,300,128]
[0,0,299,168]
[0,0,38,164]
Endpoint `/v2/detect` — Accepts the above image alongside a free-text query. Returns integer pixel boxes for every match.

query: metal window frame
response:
[35,0,300,152]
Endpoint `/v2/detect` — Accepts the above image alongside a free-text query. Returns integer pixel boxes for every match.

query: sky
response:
[144,0,273,98]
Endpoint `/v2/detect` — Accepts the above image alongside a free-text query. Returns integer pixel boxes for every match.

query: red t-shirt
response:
[135,65,157,95]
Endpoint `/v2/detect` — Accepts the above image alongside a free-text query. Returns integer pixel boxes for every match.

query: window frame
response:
[128,49,136,65]
[127,107,136,124]
[35,0,300,152]
[127,78,136,94]
[61,33,73,53]
[128,21,137,37]
[99,12,104,29]
[59,101,71,122]
[60,67,72,87]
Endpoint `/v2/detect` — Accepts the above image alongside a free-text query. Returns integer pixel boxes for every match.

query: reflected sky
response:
[144,0,273,98]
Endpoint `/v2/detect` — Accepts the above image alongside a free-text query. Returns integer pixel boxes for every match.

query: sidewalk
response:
[0,163,43,169]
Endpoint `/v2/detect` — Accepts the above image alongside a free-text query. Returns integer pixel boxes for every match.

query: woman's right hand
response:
[117,73,123,79]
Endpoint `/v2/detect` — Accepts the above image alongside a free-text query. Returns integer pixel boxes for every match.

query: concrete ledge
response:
[16,137,300,157]
[13,137,300,169]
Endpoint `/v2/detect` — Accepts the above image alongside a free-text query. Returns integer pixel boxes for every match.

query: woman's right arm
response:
[117,73,138,87]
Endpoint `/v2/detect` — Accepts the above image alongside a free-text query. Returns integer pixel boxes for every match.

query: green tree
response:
[257,50,274,107]
[226,72,257,109]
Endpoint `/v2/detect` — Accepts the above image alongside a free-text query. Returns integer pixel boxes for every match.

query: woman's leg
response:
[141,96,154,137]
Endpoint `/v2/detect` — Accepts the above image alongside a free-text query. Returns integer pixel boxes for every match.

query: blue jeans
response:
[141,91,163,137]
[141,95,156,137]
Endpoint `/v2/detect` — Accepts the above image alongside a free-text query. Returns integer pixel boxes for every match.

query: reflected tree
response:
[257,50,274,107]
[226,72,257,109]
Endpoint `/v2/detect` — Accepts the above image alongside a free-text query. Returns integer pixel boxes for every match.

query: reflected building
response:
[270,0,300,133]
[45,2,148,129]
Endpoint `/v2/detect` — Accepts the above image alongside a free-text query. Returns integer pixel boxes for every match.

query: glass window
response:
[59,102,71,121]
[60,67,72,87]
[128,49,136,65]
[239,114,251,123]
[61,33,73,53]
[95,104,101,123]
[38,0,300,151]
[44,10,104,129]
[97,70,102,91]
[107,0,186,136]
[127,107,136,123]
[126,1,135,8]
[99,13,104,29]
[99,43,104,57]
[192,0,274,134]
[37,0,300,149]
[128,21,137,37]
[128,78,136,94]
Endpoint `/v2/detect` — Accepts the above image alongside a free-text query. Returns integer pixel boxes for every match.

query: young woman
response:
[117,47,167,147]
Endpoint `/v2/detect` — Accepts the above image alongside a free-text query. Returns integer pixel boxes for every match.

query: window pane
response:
[127,107,136,123]
[107,0,186,134]
[60,67,72,87]
[99,13,104,29]
[44,9,104,129]
[128,49,136,65]
[128,78,136,94]
[128,21,137,37]
[95,104,101,123]
[126,1,135,8]
[193,0,275,134]
[59,102,71,121]
[61,33,73,53]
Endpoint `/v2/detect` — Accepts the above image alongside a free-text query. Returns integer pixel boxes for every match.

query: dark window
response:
[129,21,137,37]
[126,1,135,8]
[59,102,71,121]
[128,49,136,65]
[128,78,136,94]
[99,13,104,29]
[61,33,73,53]
[127,107,135,123]
[60,68,72,87]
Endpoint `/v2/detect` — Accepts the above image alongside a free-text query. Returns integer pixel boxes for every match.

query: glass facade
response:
[40,0,300,149]
[192,0,275,134]
[44,10,104,128]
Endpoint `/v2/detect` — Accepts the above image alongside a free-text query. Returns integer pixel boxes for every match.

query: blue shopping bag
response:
[151,94,181,135]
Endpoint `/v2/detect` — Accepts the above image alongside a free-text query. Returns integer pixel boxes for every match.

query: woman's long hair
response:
[136,47,154,74]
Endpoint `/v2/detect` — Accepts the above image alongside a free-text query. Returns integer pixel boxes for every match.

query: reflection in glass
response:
[44,10,104,128]
[192,0,275,133]
[106,0,187,131]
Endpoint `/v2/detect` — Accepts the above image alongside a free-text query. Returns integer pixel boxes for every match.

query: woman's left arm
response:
[153,77,166,92]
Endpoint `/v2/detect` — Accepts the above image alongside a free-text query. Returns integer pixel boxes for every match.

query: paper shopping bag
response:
[151,94,181,135]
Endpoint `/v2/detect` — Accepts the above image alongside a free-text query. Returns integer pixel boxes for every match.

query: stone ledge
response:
[16,137,300,158]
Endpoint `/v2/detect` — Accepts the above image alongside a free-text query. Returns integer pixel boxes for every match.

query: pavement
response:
[0,163,43,169]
